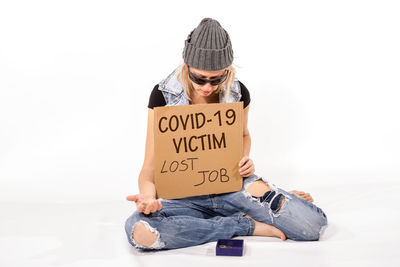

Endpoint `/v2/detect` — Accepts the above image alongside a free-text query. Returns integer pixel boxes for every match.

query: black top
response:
[147,80,250,109]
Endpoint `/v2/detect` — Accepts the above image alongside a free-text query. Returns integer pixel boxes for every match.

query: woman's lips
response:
[201,90,211,95]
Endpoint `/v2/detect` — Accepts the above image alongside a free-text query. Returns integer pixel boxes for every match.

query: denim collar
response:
[158,68,242,104]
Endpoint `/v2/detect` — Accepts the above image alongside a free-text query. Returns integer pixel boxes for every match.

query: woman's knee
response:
[277,196,328,241]
[124,213,165,250]
[293,212,328,241]
[245,180,271,197]
[132,222,158,247]
[245,180,286,213]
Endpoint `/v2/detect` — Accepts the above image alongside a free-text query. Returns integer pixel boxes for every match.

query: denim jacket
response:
[157,68,242,106]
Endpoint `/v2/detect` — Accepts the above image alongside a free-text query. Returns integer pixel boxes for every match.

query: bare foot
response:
[289,190,314,203]
[245,215,286,241]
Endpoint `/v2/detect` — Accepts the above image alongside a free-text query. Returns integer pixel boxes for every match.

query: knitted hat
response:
[183,18,233,71]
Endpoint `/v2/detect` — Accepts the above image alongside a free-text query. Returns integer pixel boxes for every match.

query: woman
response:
[125,18,327,250]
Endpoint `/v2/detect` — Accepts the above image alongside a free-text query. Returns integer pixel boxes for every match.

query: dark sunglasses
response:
[188,67,229,86]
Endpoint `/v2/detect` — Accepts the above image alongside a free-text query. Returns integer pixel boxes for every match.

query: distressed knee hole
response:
[246,180,286,213]
[246,180,271,197]
[132,222,158,248]
[275,196,286,212]
[263,191,285,212]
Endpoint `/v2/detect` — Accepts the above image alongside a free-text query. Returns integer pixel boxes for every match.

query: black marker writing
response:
[194,168,230,186]
[172,132,226,153]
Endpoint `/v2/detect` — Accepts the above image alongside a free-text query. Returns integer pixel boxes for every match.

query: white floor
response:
[1,181,400,267]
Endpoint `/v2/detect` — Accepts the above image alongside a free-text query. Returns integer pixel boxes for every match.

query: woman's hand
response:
[126,194,162,214]
[238,155,255,177]
[289,190,314,203]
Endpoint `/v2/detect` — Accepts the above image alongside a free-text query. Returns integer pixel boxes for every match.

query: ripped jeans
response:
[124,174,328,250]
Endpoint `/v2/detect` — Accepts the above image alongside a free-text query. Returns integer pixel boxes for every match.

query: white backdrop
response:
[1,0,399,203]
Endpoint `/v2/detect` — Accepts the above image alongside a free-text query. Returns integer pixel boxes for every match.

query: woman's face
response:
[188,67,227,97]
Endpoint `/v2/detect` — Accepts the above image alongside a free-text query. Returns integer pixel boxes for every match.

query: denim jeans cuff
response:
[244,216,255,236]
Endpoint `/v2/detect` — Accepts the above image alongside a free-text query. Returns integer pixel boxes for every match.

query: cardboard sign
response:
[154,102,243,199]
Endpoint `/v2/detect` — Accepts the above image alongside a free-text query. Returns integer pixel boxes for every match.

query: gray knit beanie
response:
[183,18,233,71]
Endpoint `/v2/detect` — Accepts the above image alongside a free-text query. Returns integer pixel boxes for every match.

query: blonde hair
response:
[177,63,236,103]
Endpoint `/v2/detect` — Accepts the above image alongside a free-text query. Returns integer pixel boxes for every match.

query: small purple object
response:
[216,239,244,256]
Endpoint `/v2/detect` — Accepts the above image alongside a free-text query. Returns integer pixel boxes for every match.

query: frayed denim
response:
[125,174,328,250]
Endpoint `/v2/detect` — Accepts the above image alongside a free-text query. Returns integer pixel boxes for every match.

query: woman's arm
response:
[239,104,255,177]
[242,104,251,157]
[126,108,162,214]
[138,108,156,197]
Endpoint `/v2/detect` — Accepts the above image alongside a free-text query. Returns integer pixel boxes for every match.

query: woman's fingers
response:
[290,190,314,203]
[144,201,155,217]
[143,202,151,214]
[305,193,314,202]
[239,158,252,171]
[147,202,156,213]
[238,156,249,167]
[239,159,255,176]
[152,202,160,213]
[241,167,254,176]
[239,158,250,170]
[142,200,162,214]
[127,193,162,214]
[126,194,139,202]
[243,169,254,177]
[150,200,162,212]
[238,156,256,177]
[136,203,144,213]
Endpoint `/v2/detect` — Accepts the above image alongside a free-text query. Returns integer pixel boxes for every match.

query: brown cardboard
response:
[154,102,243,199]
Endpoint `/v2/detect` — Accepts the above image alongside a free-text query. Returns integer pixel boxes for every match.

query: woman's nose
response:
[202,82,213,90]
